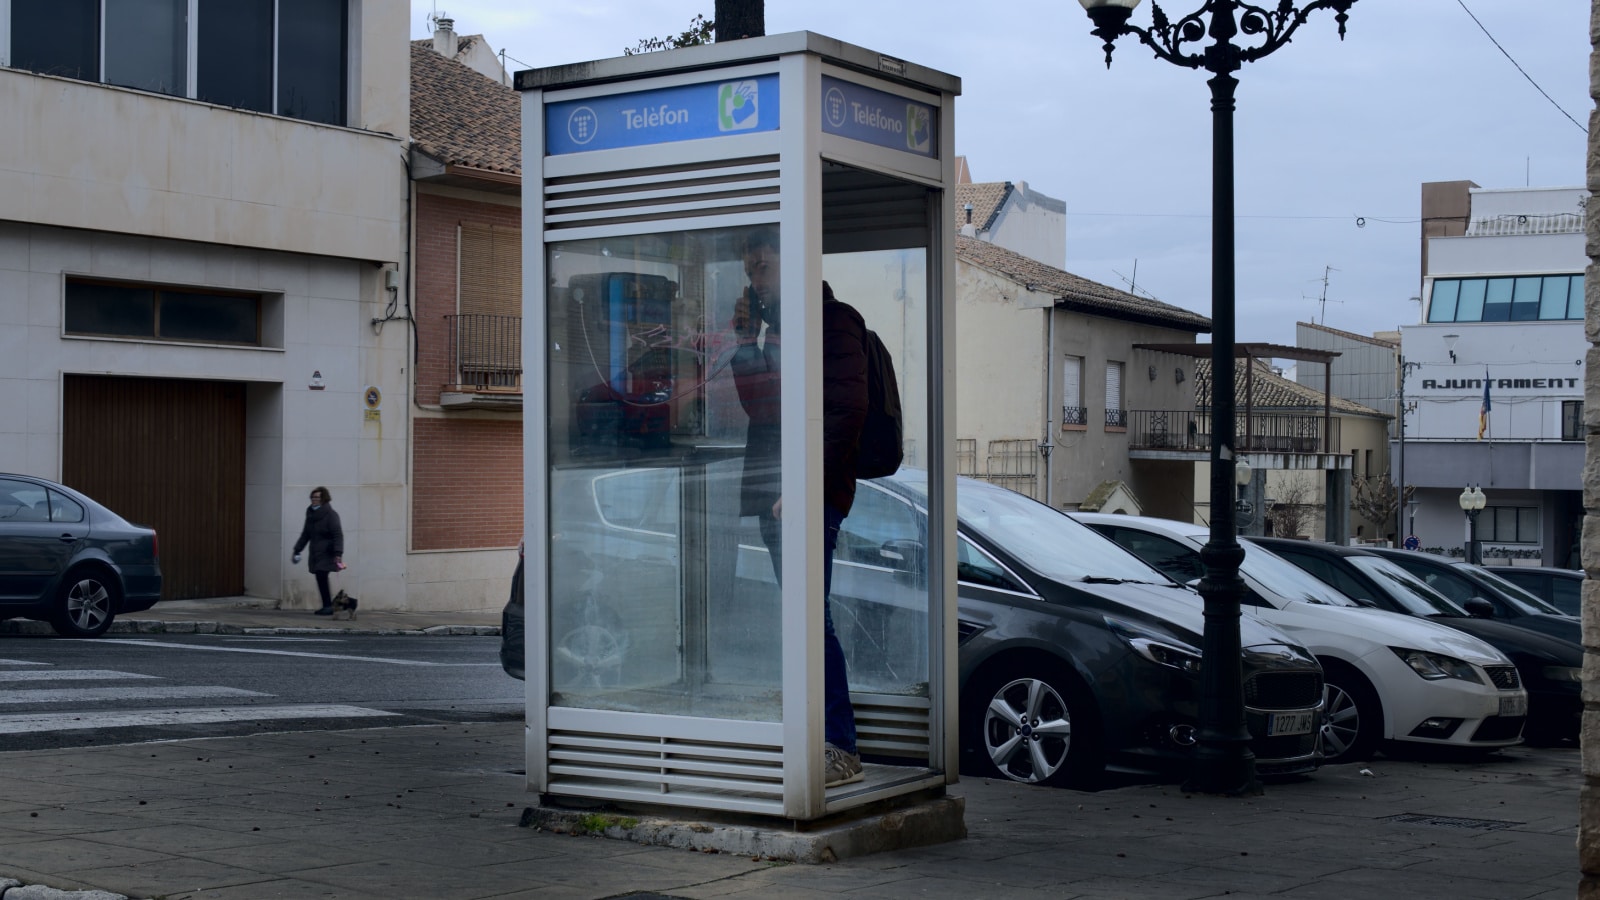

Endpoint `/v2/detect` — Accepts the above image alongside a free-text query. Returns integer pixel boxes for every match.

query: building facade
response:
[1401,182,1585,566]
[0,2,411,607]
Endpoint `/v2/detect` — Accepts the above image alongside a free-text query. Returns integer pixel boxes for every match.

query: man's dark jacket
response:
[731,297,869,518]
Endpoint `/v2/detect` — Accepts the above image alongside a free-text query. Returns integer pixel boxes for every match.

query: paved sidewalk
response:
[0,718,1579,900]
[0,596,503,638]
[0,599,1580,898]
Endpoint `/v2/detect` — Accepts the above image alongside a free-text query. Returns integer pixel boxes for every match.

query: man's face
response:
[743,245,779,311]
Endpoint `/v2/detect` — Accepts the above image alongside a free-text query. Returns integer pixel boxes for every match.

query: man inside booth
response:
[730,227,871,787]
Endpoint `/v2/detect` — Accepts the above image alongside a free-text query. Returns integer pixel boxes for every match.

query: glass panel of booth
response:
[543,209,935,732]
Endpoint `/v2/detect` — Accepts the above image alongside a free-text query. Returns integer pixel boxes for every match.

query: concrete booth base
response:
[518,789,966,863]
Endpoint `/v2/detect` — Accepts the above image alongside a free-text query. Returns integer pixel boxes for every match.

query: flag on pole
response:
[1477,369,1491,440]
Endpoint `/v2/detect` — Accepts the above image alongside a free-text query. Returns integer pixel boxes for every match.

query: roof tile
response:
[410,40,520,176]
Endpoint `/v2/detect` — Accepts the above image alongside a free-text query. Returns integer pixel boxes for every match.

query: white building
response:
[1400,182,1585,565]
[0,3,412,607]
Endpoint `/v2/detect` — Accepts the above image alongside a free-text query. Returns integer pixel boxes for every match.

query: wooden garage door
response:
[63,375,246,600]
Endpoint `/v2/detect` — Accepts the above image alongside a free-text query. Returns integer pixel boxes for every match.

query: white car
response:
[1073,514,1529,764]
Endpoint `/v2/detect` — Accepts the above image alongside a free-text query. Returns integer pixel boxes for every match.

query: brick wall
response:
[412,417,523,550]
[412,189,525,551]
[414,191,522,405]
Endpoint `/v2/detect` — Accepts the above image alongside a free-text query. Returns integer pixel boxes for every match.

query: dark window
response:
[64,282,157,337]
[105,0,187,95]
[66,279,261,345]
[1563,401,1583,441]
[1482,507,1539,544]
[47,489,85,524]
[1107,528,1201,583]
[197,0,274,113]
[277,0,347,126]
[10,0,99,81]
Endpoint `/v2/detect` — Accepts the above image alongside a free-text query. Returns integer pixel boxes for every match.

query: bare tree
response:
[1265,474,1316,539]
[1350,472,1413,541]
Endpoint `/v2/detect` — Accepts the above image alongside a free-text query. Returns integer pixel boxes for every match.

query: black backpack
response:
[854,328,904,479]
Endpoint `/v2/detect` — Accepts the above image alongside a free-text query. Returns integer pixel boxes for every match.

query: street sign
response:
[1403,535,1420,551]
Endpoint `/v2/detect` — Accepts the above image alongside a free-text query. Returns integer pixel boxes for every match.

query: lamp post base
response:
[1182,743,1264,797]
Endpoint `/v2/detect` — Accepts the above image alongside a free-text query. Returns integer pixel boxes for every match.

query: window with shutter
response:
[1062,356,1085,426]
[1105,361,1125,428]
[456,223,523,387]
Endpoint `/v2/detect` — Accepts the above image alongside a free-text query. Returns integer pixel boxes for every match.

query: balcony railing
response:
[1104,408,1127,428]
[1062,405,1088,427]
[1126,410,1340,453]
[446,314,521,390]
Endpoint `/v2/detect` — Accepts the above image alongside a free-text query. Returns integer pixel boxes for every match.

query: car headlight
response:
[1542,665,1583,683]
[1107,617,1202,674]
[1390,647,1484,684]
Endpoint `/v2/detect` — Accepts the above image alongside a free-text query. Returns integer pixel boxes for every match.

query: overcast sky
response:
[410,1,1591,347]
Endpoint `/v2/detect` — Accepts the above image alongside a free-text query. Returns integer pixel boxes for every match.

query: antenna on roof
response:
[1311,265,1341,324]
[1111,260,1160,300]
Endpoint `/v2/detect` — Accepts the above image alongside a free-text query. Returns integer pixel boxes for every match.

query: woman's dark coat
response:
[293,505,344,574]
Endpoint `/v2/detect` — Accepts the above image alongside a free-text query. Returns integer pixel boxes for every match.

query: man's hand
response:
[733,293,760,337]
[771,496,783,520]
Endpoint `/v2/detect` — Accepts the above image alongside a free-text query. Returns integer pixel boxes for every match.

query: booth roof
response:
[410,40,522,177]
[955,234,1212,334]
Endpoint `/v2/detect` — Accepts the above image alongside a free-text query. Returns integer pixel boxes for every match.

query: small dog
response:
[330,589,359,621]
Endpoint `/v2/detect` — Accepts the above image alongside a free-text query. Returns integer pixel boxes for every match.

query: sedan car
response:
[502,469,1326,789]
[1253,538,1580,745]
[1075,514,1527,764]
[1368,548,1576,642]
[1485,566,1582,617]
[0,473,162,637]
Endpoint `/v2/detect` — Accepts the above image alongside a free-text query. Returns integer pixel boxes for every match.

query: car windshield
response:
[889,472,1166,584]
[1471,566,1566,616]
[1348,556,1469,616]
[1241,543,1359,606]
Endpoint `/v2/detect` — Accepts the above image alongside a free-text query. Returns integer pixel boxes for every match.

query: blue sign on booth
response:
[820,76,937,158]
[545,75,780,155]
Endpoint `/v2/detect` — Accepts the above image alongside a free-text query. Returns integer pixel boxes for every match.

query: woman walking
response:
[292,486,344,615]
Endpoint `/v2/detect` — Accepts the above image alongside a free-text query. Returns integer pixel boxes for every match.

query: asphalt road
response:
[0,633,525,752]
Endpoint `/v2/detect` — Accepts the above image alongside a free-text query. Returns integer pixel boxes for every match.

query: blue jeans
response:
[759,504,857,755]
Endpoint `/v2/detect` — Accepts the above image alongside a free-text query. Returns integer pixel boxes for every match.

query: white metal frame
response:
[521,35,959,822]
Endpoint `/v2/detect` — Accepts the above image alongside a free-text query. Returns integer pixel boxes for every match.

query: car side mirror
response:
[1463,597,1495,618]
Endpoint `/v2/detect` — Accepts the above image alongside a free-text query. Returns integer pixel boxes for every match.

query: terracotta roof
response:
[1297,320,1399,349]
[1195,359,1387,417]
[955,182,1011,232]
[955,234,1212,333]
[410,40,520,176]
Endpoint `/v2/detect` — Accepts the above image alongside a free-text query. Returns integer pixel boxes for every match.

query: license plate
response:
[1499,693,1528,717]
[1268,711,1315,736]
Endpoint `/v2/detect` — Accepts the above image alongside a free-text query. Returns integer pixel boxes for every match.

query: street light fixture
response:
[1074,0,1357,796]
[1458,485,1487,565]
[1234,457,1253,534]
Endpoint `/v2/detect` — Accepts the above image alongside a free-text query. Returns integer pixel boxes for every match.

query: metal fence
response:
[1126,410,1339,453]
[447,314,522,389]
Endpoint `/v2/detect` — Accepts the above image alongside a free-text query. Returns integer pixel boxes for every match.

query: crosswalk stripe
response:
[0,704,398,734]
[0,670,157,683]
[0,659,49,667]
[87,639,454,666]
[0,686,267,706]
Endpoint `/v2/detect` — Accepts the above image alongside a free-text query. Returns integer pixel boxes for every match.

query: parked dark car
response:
[503,470,1326,788]
[1485,566,1583,617]
[1367,548,1576,642]
[0,473,161,637]
[1252,538,1580,745]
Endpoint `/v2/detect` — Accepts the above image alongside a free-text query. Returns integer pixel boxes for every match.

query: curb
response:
[0,881,140,900]
[0,620,500,637]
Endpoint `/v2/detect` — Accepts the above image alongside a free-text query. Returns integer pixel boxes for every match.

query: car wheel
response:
[51,568,119,638]
[1318,660,1381,764]
[964,663,1103,789]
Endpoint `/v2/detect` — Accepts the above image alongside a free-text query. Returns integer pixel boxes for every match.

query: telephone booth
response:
[518,32,959,822]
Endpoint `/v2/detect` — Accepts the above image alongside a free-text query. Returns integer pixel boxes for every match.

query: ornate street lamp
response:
[1075,0,1357,796]
[1458,485,1487,565]
[1234,457,1253,534]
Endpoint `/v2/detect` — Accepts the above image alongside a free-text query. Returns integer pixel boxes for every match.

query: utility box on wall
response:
[517,33,960,823]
